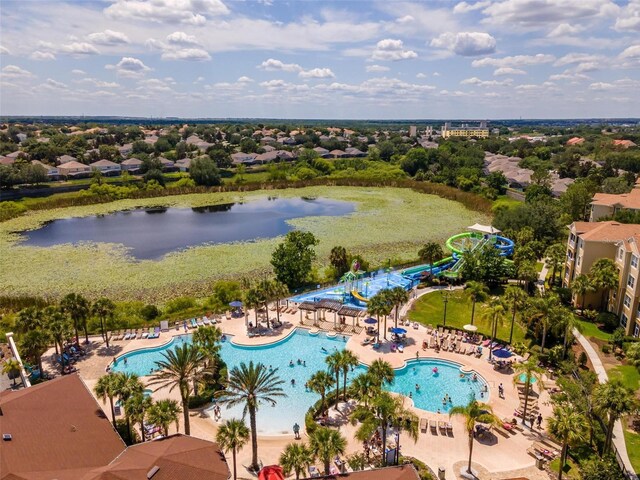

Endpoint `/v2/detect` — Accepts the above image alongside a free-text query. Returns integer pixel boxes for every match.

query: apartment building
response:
[590,182,640,221]
[441,121,489,139]
[564,221,640,336]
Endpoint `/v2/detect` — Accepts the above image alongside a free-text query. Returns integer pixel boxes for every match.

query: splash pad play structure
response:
[290,224,514,309]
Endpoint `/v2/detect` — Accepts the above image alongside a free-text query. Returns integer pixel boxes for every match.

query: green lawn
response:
[623,423,640,473]
[492,195,522,211]
[408,290,527,345]
[223,171,271,184]
[609,365,640,391]
[549,457,580,479]
[576,319,613,342]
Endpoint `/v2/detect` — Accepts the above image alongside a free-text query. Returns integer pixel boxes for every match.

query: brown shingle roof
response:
[592,188,640,209]
[84,434,230,480]
[306,465,420,480]
[0,374,125,480]
[572,221,640,243]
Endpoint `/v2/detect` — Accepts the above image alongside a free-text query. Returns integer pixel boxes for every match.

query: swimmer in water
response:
[289,360,294,367]
[415,383,420,391]
[321,347,328,353]
[409,392,413,398]
[291,379,295,386]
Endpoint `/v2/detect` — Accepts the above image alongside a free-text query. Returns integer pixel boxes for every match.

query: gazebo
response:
[467,223,501,235]
[298,301,318,325]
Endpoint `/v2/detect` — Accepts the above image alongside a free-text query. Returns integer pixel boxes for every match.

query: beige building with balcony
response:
[590,181,640,221]
[564,221,640,336]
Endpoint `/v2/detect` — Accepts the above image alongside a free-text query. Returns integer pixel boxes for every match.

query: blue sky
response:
[1,0,639,119]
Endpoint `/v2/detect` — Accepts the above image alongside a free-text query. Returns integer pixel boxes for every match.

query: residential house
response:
[330,149,347,158]
[0,156,15,165]
[32,160,59,178]
[90,159,121,176]
[175,157,191,172]
[255,151,279,163]
[345,147,366,157]
[6,151,25,160]
[120,157,143,172]
[117,143,133,157]
[144,135,159,145]
[231,152,258,165]
[313,147,331,158]
[613,139,637,149]
[58,160,91,177]
[56,154,77,164]
[590,184,640,221]
[563,221,640,336]
[260,136,276,145]
[566,137,585,146]
[157,157,176,171]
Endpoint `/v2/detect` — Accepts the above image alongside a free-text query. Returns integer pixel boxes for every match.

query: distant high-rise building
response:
[441,121,490,139]
[409,125,417,137]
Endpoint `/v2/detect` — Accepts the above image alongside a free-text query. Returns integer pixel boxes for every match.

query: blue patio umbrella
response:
[492,348,513,359]
[229,300,243,308]
[390,327,407,335]
[364,317,377,324]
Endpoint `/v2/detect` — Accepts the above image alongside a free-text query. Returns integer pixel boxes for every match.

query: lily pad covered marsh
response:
[0,187,489,302]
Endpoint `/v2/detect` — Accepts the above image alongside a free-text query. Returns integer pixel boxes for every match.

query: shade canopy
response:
[390,327,407,334]
[364,317,378,324]
[463,324,478,332]
[467,223,501,235]
[229,300,243,308]
[492,348,513,358]
[258,465,285,480]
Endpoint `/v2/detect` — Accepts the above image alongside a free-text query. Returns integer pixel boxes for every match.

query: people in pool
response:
[472,373,478,382]
[289,360,294,367]
[297,359,301,365]
[291,379,295,386]
[415,383,420,391]
[321,347,328,353]
[409,392,412,398]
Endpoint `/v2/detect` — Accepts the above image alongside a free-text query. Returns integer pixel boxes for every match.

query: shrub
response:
[399,457,435,480]
[580,455,625,480]
[555,287,572,305]
[583,309,598,322]
[188,388,214,409]
[597,312,620,332]
[165,296,197,314]
[601,344,611,354]
[0,201,27,222]
[611,328,626,349]
[141,304,160,321]
[578,351,588,367]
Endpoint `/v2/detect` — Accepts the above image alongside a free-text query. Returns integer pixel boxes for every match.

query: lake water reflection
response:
[22,197,354,260]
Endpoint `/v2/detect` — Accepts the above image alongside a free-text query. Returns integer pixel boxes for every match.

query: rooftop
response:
[571,221,640,243]
[592,188,640,209]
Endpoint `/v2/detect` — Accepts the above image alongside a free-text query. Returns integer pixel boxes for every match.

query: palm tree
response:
[216,361,286,472]
[244,288,261,327]
[125,392,152,442]
[340,350,359,401]
[465,281,489,325]
[479,298,507,360]
[368,359,395,388]
[15,306,44,333]
[280,442,313,480]
[570,274,594,313]
[547,404,587,480]
[593,380,638,454]
[148,344,206,436]
[307,370,334,416]
[20,328,50,375]
[512,356,544,425]
[449,399,499,474]
[192,325,222,368]
[216,419,250,480]
[528,293,562,352]
[92,298,116,348]
[271,280,289,325]
[113,372,144,443]
[368,290,392,340]
[504,285,527,344]
[545,243,566,288]
[146,399,181,436]
[255,279,274,329]
[60,292,90,344]
[329,245,349,279]
[559,309,580,359]
[47,313,73,370]
[349,372,378,407]
[418,241,444,277]
[325,351,343,408]
[94,373,120,429]
[308,427,347,475]
[388,286,409,328]
[2,358,21,386]
[350,391,417,466]
[590,258,619,311]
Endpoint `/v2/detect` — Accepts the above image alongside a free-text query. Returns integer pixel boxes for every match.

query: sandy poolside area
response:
[43,307,554,479]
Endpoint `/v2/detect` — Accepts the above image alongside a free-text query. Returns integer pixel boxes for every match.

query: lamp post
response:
[442,291,450,327]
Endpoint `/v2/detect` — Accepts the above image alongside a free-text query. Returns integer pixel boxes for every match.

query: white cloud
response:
[258,58,302,72]
[366,64,390,72]
[137,78,175,92]
[416,73,427,78]
[299,68,335,79]
[30,51,56,61]
[554,53,604,66]
[1,65,34,78]
[481,0,619,27]
[371,39,417,61]
[88,29,130,46]
[614,0,640,32]
[237,76,253,83]
[461,77,513,86]
[104,0,229,25]
[162,48,211,61]
[61,42,99,55]
[472,53,555,67]
[166,31,201,46]
[453,1,491,14]
[589,79,640,90]
[430,32,496,56]
[549,70,590,81]
[44,78,67,89]
[106,56,151,77]
[0,46,9,55]
[547,23,585,37]
[493,67,526,75]
[619,44,640,67]
[72,69,86,75]
[78,77,120,88]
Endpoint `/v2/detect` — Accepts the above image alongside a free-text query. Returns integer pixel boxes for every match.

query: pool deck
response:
[41,304,555,480]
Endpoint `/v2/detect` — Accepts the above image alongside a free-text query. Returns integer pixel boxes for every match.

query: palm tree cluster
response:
[523,291,577,355]
[94,371,181,444]
[244,279,289,328]
[280,427,347,478]
[367,287,409,340]
[324,350,360,409]
[570,258,619,313]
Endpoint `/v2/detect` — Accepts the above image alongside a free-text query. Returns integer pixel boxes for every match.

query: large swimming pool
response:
[112,329,488,434]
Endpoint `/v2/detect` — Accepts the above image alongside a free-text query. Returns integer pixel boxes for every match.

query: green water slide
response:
[445,232,482,255]
[402,256,454,276]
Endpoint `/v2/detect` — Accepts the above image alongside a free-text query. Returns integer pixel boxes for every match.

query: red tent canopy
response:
[259,465,285,480]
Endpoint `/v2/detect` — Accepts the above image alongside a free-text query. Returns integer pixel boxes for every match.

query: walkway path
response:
[536,261,636,477]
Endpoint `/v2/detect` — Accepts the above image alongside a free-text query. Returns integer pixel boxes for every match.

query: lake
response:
[21,197,354,260]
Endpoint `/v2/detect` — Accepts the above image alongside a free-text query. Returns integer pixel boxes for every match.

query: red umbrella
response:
[258,465,285,480]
